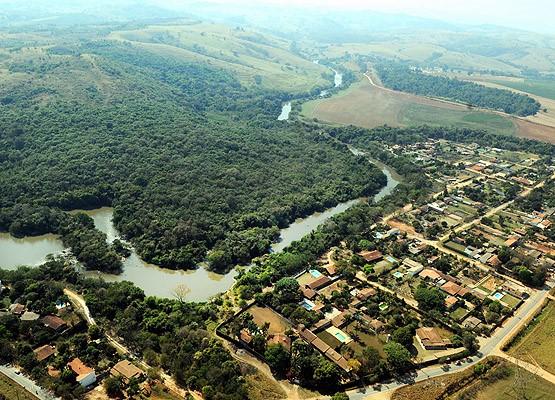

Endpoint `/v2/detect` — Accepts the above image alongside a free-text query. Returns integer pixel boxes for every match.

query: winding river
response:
[0,156,399,301]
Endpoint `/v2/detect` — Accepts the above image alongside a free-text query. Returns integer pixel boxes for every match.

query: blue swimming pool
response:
[309,269,322,278]
[334,332,347,342]
[493,292,504,300]
[302,299,315,310]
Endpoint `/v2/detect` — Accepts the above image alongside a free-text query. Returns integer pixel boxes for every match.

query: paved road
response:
[347,286,551,399]
[0,365,60,400]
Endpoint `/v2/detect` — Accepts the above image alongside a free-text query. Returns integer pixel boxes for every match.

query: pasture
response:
[110,22,329,93]
[301,77,517,136]
[508,300,555,374]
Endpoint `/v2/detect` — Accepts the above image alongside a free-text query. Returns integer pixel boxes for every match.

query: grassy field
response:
[508,300,555,374]
[301,78,516,136]
[491,79,555,101]
[392,357,555,400]
[248,306,292,335]
[110,22,329,93]
[0,373,38,400]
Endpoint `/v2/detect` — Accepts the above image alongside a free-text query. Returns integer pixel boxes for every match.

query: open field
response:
[392,357,555,400]
[248,306,292,335]
[508,301,555,374]
[110,22,329,93]
[0,373,38,400]
[301,78,517,136]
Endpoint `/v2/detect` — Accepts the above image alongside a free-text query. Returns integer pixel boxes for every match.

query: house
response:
[331,310,352,328]
[306,275,332,291]
[440,281,469,297]
[419,268,442,281]
[403,258,424,277]
[324,348,351,372]
[42,315,66,331]
[355,287,377,301]
[462,316,482,330]
[445,295,459,309]
[110,360,144,384]
[504,236,520,248]
[267,334,292,351]
[415,327,452,350]
[359,250,383,263]
[9,303,25,316]
[239,329,253,345]
[302,287,317,300]
[487,255,501,268]
[34,345,56,362]
[20,311,40,322]
[67,358,96,387]
[324,264,338,276]
[299,328,318,343]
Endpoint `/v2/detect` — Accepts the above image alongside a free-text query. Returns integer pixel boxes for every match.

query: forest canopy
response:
[375,62,541,116]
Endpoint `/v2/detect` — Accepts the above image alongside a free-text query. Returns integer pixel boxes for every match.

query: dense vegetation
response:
[0,30,385,271]
[375,63,541,116]
[0,260,247,400]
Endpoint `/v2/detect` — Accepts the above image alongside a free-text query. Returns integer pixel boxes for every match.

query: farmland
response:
[392,358,555,400]
[508,301,555,374]
[301,77,517,135]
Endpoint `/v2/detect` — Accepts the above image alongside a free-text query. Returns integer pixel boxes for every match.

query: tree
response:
[313,358,341,388]
[104,376,123,398]
[391,326,414,348]
[384,342,412,371]
[264,344,290,377]
[331,393,349,400]
[274,277,302,305]
[414,285,446,312]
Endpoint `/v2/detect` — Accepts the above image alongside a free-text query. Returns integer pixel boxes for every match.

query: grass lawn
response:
[471,365,554,400]
[344,322,386,357]
[444,241,466,253]
[450,307,469,322]
[317,330,342,350]
[500,293,521,309]
[508,301,555,374]
[248,306,291,335]
[0,373,38,400]
[300,77,516,136]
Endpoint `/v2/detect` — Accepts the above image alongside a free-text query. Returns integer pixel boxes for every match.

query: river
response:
[280,69,343,119]
[0,233,65,269]
[0,156,399,301]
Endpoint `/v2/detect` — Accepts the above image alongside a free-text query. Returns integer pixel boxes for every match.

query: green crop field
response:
[491,79,555,101]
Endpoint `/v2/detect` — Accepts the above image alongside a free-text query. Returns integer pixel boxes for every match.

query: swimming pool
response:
[334,331,347,342]
[493,292,504,301]
[393,271,404,279]
[302,299,315,310]
[309,269,322,278]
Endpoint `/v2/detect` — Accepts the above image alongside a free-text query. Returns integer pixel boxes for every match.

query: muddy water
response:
[0,233,65,269]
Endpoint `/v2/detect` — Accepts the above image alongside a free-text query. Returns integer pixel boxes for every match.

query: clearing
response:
[248,306,292,335]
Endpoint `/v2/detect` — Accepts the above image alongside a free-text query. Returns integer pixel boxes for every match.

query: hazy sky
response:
[189,0,555,34]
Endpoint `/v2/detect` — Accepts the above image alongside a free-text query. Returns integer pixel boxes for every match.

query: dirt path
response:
[64,288,190,399]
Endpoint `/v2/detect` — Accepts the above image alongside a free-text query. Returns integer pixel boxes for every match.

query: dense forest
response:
[375,62,541,116]
[0,32,385,271]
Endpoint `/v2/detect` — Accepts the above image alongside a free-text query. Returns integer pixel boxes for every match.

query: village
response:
[219,139,555,387]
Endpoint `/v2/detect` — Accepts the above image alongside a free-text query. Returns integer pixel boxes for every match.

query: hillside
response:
[0,23,384,271]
